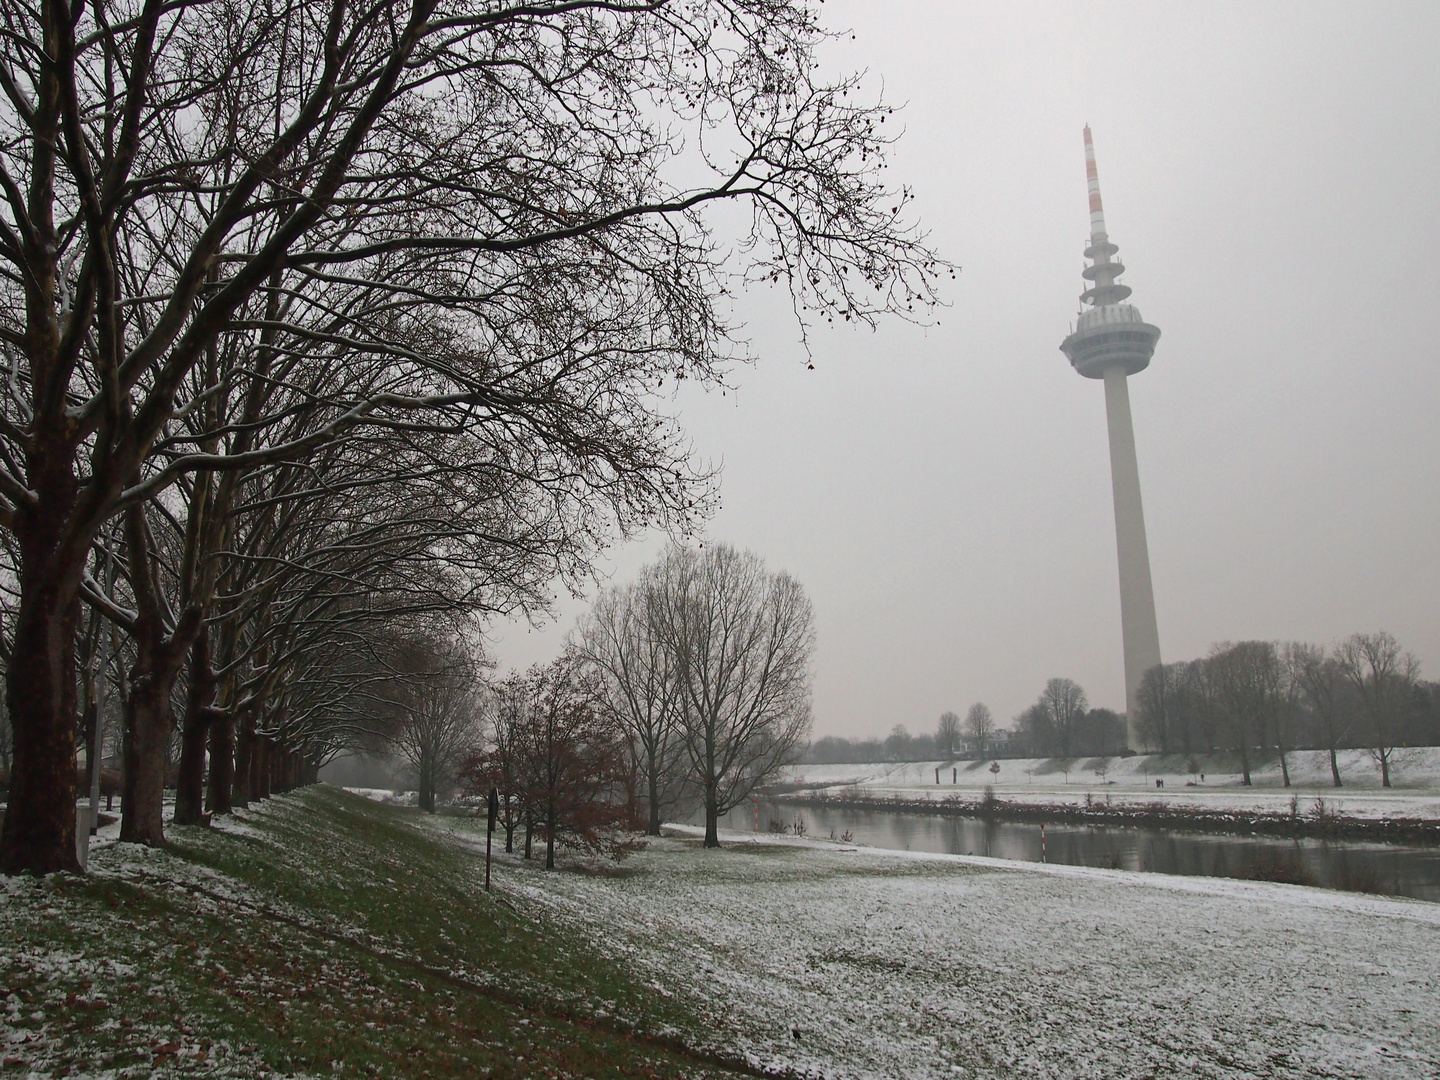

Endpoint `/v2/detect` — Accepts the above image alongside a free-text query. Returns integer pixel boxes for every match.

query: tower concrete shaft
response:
[1103,366,1162,742]
[1059,126,1163,748]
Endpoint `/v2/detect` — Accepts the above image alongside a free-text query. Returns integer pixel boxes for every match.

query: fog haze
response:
[490,1,1440,739]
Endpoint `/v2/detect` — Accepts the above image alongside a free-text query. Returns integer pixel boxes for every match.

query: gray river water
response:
[711,800,1440,902]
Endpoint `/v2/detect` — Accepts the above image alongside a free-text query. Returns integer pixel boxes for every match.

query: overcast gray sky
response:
[489,1,1440,740]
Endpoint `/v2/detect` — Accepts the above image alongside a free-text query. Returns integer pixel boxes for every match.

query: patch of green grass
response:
[0,787,753,1079]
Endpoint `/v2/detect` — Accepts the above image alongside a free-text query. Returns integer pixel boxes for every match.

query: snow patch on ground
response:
[341,787,417,806]
[448,819,1440,1079]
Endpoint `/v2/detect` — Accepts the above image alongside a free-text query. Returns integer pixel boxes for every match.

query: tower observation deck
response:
[1059,127,1162,749]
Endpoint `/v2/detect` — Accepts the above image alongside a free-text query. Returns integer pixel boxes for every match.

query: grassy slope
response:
[0,787,748,1079]
[456,824,1440,1079]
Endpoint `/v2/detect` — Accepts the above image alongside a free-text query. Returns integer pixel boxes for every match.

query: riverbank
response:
[781,746,1440,823]
[773,788,1440,845]
[431,816,1440,1079]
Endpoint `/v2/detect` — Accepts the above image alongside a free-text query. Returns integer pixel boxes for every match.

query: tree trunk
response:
[232,721,255,808]
[207,715,236,814]
[174,631,216,825]
[524,810,533,859]
[120,677,173,846]
[647,767,662,837]
[1,579,82,874]
[1237,739,1252,787]
[418,757,435,813]
[118,503,201,846]
[703,785,720,849]
[1328,744,1342,787]
[254,738,271,800]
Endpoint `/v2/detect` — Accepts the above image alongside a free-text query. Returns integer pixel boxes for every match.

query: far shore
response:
[769,787,1440,845]
[768,746,1440,843]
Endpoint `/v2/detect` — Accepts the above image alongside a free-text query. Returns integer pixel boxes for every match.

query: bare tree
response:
[884,724,913,761]
[646,544,814,849]
[0,0,944,874]
[935,711,962,759]
[576,582,686,836]
[1207,641,1283,786]
[1291,645,1348,787]
[1039,679,1088,759]
[383,636,483,813]
[1135,663,1177,753]
[1338,632,1418,788]
[1014,702,1048,758]
[463,675,531,855]
[963,703,993,760]
[480,657,635,868]
[1173,659,1219,755]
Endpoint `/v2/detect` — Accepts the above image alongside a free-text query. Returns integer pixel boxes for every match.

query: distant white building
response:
[958,727,1011,758]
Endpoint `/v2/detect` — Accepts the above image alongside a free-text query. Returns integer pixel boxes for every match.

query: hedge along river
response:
[710,799,1440,903]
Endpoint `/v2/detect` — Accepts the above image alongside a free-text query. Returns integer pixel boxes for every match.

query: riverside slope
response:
[434,816,1440,1080]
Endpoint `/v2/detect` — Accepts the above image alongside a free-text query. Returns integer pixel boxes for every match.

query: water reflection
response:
[708,801,1440,902]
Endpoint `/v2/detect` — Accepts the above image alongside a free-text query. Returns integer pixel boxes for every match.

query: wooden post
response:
[485,786,498,892]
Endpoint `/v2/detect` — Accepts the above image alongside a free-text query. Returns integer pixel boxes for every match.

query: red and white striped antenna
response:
[1084,125,1108,241]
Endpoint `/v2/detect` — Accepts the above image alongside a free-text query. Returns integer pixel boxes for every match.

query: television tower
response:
[1060,126,1162,749]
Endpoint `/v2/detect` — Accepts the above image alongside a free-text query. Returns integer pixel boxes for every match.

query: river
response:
[709,800,1440,902]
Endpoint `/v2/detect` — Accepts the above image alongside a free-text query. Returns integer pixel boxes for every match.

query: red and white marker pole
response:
[1040,823,1047,864]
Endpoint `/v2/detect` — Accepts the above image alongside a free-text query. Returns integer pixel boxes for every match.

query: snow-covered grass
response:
[785,747,1440,821]
[12,787,1437,1078]
[340,786,417,806]
[433,817,1440,1080]
[0,788,746,1079]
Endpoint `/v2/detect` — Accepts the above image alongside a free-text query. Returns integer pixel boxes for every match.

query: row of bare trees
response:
[1136,632,1432,787]
[0,0,942,874]
[807,702,995,764]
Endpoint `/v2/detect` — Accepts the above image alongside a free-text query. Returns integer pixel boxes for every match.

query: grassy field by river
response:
[5,787,1439,1078]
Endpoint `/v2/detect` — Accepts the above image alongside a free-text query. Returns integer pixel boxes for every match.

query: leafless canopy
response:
[1338,631,1419,789]
[644,543,813,847]
[575,580,687,836]
[962,702,992,759]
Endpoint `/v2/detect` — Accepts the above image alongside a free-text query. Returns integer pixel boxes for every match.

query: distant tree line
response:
[802,631,1438,783]
[803,685,1123,764]
[1136,632,1437,787]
